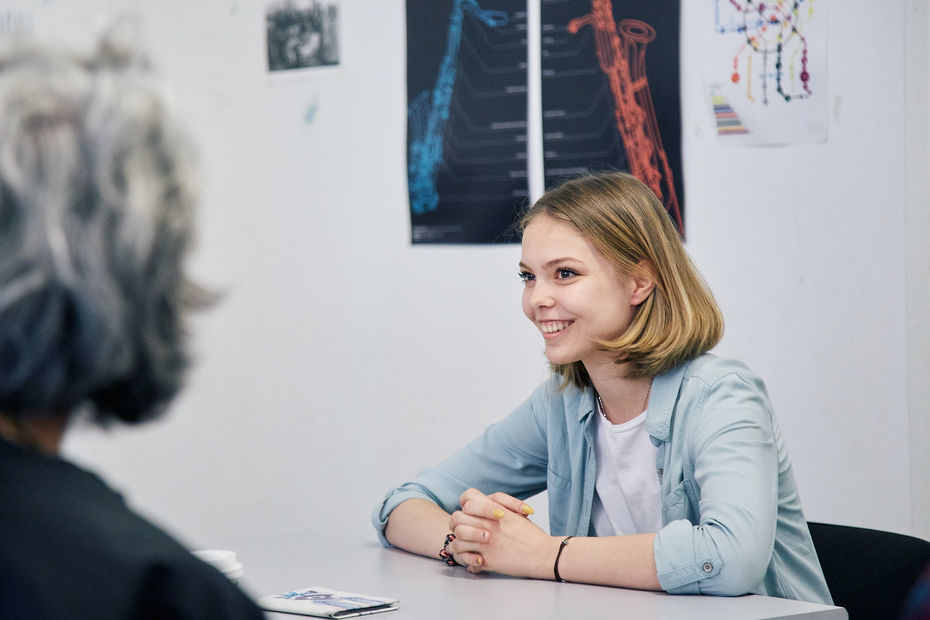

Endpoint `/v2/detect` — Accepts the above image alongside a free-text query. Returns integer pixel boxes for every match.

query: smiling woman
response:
[520,173,723,386]
[372,171,832,605]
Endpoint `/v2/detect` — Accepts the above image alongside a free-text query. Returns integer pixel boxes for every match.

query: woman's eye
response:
[518,271,535,283]
[556,268,578,279]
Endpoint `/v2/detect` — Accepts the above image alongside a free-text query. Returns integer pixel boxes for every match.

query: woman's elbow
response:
[701,557,768,596]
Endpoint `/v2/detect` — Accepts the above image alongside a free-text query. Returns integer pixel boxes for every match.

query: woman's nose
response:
[529,280,554,308]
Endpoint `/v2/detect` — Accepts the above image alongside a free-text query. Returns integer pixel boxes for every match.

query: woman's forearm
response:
[383,498,453,558]
[556,533,661,590]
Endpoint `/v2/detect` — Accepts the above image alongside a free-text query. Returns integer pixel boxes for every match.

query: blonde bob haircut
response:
[520,172,723,387]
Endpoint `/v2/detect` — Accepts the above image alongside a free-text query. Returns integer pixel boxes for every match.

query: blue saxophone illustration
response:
[408,0,508,214]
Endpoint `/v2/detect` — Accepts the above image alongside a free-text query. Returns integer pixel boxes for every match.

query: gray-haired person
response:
[0,37,263,618]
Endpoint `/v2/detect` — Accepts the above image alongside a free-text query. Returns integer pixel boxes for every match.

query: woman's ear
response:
[630,261,657,305]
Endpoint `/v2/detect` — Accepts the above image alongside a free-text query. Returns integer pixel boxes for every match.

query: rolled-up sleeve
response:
[372,385,553,547]
[653,371,779,595]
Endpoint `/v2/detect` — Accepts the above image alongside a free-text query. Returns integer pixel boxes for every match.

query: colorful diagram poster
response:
[406,0,529,244]
[540,0,684,236]
[706,0,828,146]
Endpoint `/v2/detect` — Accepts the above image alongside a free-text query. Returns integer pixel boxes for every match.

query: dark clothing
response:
[902,564,930,620]
[0,436,264,619]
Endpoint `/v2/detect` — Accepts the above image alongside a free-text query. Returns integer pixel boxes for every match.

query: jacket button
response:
[702,562,713,573]
[657,468,663,476]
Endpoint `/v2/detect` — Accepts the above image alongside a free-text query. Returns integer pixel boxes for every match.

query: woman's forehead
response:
[521,215,614,268]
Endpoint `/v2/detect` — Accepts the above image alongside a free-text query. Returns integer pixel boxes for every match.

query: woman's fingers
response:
[458,488,499,520]
[445,521,487,572]
[452,550,485,572]
[458,488,534,519]
[450,522,490,543]
[488,491,535,517]
[448,508,494,558]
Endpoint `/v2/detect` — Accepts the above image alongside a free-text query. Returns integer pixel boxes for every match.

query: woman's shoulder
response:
[680,353,764,388]
[673,354,774,427]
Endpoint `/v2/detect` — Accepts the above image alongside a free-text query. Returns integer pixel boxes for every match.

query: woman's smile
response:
[539,320,574,338]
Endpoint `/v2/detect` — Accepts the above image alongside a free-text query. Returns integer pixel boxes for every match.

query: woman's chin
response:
[543,348,577,366]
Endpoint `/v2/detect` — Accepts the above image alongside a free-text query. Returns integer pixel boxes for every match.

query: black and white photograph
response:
[266,0,340,72]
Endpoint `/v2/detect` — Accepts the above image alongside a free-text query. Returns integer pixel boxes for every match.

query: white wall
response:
[680,0,923,540]
[13,0,923,550]
[905,0,930,542]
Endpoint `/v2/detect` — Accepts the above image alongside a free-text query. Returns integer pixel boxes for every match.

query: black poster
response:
[540,0,683,235]
[406,0,529,244]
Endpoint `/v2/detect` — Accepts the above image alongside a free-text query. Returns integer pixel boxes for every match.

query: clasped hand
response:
[447,488,558,580]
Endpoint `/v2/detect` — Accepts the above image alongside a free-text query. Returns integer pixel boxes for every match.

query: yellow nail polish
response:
[522,504,535,515]
[493,509,505,519]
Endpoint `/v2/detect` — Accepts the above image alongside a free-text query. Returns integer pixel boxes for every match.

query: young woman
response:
[372,172,832,604]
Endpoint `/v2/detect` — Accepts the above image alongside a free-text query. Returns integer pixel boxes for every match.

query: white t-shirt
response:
[590,404,663,537]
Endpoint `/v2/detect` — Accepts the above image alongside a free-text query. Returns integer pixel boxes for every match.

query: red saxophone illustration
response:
[569,0,683,234]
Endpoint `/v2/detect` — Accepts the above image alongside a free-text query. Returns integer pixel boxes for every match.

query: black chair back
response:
[807,521,930,619]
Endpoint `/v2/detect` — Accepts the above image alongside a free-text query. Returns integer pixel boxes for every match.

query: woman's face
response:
[519,214,642,368]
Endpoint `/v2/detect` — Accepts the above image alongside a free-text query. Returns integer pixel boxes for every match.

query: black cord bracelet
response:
[553,535,574,582]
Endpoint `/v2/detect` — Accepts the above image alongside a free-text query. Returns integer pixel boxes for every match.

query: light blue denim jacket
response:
[372,354,832,604]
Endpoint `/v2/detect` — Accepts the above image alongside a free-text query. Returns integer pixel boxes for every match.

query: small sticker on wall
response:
[0,6,34,39]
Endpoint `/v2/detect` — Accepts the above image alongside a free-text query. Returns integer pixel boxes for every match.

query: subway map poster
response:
[707,0,828,146]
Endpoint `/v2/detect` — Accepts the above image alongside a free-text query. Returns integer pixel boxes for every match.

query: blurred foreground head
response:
[0,34,207,426]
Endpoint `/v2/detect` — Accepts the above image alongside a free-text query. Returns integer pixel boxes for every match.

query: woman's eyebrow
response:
[545,257,582,268]
[519,257,582,270]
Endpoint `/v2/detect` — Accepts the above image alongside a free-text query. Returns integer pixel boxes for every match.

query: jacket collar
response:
[646,361,690,443]
[577,386,597,423]
[574,358,689,443]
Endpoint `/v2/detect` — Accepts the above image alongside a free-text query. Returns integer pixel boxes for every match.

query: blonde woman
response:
[373,172,831,604]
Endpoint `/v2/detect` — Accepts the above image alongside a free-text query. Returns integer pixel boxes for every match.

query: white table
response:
[231,530,847,619]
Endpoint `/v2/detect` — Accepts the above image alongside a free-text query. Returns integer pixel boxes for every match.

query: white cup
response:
[192,549,244,583]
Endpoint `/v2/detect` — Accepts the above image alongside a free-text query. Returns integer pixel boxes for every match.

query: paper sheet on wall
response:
[705,0,828,147]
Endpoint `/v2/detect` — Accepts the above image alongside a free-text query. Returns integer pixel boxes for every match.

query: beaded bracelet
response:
[553,535,574,582]
[438,533,461,566]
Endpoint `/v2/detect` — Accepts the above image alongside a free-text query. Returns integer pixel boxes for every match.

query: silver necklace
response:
[596,380,652,420]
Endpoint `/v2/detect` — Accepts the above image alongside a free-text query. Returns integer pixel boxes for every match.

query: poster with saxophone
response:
[406,0,529,244]
[541,0,684,236]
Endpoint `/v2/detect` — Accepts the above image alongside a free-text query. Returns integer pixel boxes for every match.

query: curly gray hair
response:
[0,37,207,424]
